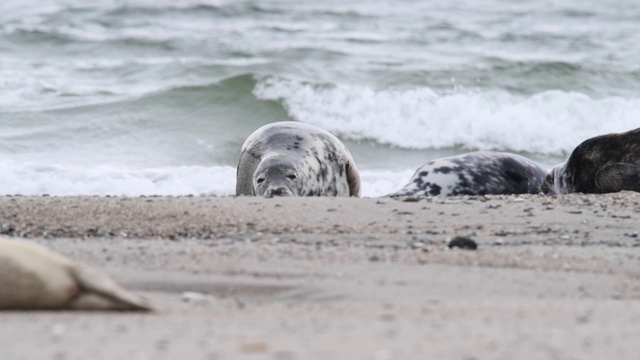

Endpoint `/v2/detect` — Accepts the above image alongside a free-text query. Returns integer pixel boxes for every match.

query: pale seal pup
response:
[236,121,360,197]
[0,237,152,311]
[541,127,640,194]
[388,151,548,197]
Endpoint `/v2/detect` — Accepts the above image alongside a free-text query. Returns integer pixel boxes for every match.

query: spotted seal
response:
[236,121,360,197]
[541,127,640,194]
[387,151,548,197]
[0,237,152,311]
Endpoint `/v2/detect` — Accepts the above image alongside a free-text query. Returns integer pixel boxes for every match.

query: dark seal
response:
[236,121,360,197]
[388,151,548,197]
[541,127,640,194]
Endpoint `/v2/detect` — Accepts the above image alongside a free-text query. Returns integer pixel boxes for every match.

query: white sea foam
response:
[0,159,412,198]
[254,77,640,156]
[359,169,416,198]
[0,160,236,196]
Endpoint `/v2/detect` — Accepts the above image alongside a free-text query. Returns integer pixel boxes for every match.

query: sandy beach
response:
[1,193,639,359]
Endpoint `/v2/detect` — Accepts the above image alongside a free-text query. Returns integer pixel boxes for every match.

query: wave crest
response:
[0,161,236,196]
[254,77,640,156]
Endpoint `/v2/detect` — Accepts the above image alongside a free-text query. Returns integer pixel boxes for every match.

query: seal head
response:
[236,121,360,197]
[253,155,302,197]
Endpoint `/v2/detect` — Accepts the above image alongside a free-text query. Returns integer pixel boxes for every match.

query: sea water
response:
[1,0,639,197]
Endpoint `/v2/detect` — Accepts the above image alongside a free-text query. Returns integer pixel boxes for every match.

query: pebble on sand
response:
[447,236,478,250]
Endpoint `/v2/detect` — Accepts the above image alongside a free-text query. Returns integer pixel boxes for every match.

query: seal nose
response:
[267,187,291,197]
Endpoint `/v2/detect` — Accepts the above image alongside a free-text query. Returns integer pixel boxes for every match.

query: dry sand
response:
[1,193,639,359]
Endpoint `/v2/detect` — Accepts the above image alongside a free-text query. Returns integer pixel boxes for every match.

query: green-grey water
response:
[1,0,639,196]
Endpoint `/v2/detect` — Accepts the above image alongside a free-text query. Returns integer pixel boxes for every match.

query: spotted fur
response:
[541,127,640,194]
[388,151,548,197]
[236,121,360,197]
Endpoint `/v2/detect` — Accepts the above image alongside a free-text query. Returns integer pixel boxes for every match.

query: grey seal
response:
[236,121,360,197]
[0,237,152,311]
[541,127,640,194]
[388,151,548,197]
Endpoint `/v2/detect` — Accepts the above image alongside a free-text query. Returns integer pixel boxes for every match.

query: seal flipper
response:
[70,264,153,311]
[595,163,640,193]
[345,161,361,197]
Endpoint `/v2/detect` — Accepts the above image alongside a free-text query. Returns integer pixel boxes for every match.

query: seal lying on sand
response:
[0,237,152,311]
[387,151,548,197]
[541,127,640,194]
[236,121,360,197]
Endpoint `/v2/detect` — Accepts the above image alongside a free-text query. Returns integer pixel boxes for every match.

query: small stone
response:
[364,241,384,249]
[447,236,478,250]
[379,314,395,322]
[181,291,209,304]
[51,323,66,336]
[240,342,268,353]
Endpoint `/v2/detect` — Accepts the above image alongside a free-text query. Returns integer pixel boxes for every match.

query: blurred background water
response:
[1,0,639,196]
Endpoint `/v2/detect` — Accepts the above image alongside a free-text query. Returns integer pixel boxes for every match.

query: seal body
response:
[236,121,360,197]
[541,127,640,194]
[388,151,548,197]
[0,237,152,311]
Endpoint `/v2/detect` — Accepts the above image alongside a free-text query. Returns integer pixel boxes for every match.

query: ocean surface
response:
[1,0,639,197]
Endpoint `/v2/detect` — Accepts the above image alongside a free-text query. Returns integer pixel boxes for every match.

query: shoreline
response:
[1,193,639,359]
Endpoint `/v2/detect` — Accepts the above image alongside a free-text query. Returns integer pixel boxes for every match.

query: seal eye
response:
[286,174,297,180]
[256,177,265,184]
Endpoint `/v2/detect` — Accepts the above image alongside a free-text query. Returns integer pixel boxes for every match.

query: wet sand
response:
[1,193,639,359]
